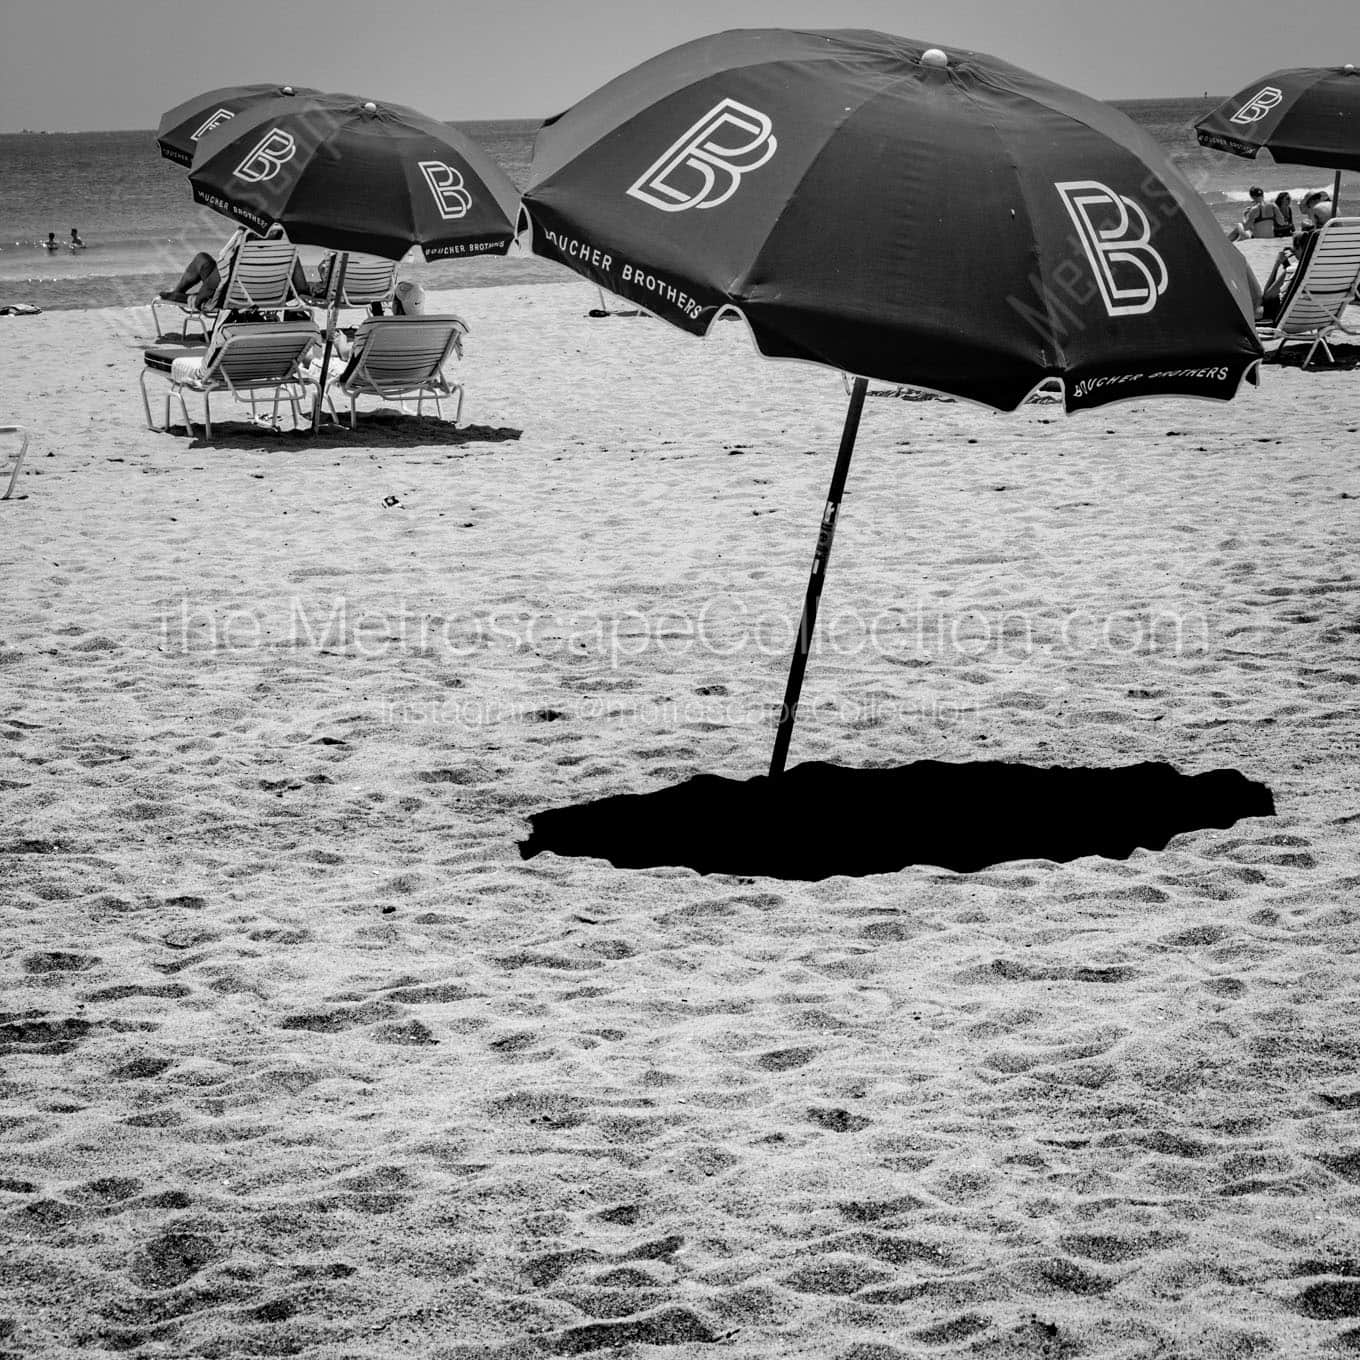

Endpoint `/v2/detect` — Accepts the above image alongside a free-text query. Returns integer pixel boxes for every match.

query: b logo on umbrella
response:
[1055,180,1168,317]
[191,108,235,143]
[1230,86,1283,125]
[627,98,777,212]
[234,128,297,183]
[419,161,473,220]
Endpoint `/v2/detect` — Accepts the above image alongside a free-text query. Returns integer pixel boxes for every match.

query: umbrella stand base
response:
[769,376,868,778]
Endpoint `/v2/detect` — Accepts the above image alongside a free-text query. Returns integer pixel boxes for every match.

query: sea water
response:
[0,101,1352,312]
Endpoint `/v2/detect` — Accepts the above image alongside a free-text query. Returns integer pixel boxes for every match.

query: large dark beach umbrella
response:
[156,83,320,166]
[521,28,1263,777]
[1195,65,1360,210]
[188,91,519,260]
[188,91,521,429]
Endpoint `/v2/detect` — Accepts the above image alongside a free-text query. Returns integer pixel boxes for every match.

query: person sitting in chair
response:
[159,225,308,312]
[1259,230,1321,323]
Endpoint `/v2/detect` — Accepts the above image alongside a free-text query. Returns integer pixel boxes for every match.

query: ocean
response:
[1,101,1353,312]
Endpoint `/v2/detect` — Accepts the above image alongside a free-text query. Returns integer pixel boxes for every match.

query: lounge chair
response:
[1258,217,1360,368]
[150,238,304,342]
[1,425,28,500]
[308,252,399,321]
[139,320,321,437]
[321,314,468,428]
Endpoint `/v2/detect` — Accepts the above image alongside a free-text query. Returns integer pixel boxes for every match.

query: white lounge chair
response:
[322,315,468,428]
[1,426,28,500]
[139,321,321,437]
[310,252,399,321]
[1259,217,1360,368]
[150,238,304,341]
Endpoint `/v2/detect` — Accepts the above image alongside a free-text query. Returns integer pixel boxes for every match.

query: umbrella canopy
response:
[1195,65,1360,171]
[157,84,320,166]
[188,91,520,261]
[521,29,1264,776]
[523,29,1261,414]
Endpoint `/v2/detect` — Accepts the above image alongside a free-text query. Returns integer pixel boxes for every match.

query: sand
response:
[2,241,1360,1357]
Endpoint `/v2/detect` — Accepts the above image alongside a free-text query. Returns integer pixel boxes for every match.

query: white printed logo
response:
[419,161,472,220]
[1230,86,1283,125]
[191,108,235,142]
[1056,180,1168,317]
[628,98,776,212]
[234,128,296,183]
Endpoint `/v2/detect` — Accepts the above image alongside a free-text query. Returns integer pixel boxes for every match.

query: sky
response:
[1,0,1355,131]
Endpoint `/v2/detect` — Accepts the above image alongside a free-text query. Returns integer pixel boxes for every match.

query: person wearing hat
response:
[1301,190,1333,230]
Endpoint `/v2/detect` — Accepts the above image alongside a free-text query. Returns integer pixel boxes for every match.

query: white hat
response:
[393,280,425,315]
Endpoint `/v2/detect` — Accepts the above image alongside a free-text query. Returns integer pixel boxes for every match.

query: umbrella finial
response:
[282,86,295,95]
[363,101,378,115]
[922,48,949,68]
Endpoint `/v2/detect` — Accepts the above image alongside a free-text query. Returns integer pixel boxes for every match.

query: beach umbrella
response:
[1195,65,1360,211]
[156,84,320,167]
[188,91,521,427]
[521,28,1263,777]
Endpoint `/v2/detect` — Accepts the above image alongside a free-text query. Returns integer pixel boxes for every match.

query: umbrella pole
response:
[311,251,348,433]
[769,376,869,779]
[1334,169,1343,217]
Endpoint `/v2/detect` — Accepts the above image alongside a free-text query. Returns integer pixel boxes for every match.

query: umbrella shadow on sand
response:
[520,761,1275,880]
[1267,342,1360,372]
[175,415,522,453]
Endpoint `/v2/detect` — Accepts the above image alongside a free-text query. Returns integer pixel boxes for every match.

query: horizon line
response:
[0,92,1230,137]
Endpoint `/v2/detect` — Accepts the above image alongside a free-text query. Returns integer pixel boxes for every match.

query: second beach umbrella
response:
[189,91,521,427]
[188,91,520,260]
[1196,64,1360,211]
[521,28,1263,776]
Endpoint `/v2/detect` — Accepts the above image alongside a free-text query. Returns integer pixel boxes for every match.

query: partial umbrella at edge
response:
[1195,65,1360,171]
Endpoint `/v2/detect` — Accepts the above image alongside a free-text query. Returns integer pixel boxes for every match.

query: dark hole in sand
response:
[519,761,1274,879]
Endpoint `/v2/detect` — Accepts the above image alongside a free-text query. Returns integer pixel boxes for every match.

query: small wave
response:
[1215,184,1338,205]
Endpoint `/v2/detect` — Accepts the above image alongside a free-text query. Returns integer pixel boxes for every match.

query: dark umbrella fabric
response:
[156,84,320,167]
[521,30,1265,777]
[1195,65,1360,170]
[523,28,1261,414]
[188,92,519,261]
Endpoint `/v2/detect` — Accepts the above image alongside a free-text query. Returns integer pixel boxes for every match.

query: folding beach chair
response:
[150,237,305,342]
[139,320,321,437]
[1259,217,1360,368]
[1,426,28,500]
[321,315,468,427]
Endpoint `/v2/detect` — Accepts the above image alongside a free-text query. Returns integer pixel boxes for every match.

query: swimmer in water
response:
[69,228,84,250]
[44,232,59,252]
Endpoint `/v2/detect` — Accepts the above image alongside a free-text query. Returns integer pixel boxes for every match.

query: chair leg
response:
[1,427,29,500]
[138,369,160,431]
[202,392,212,439]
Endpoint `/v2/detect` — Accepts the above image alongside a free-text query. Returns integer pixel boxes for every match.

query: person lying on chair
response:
[159,224,309,311]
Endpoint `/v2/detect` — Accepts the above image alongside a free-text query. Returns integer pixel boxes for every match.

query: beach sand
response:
[2,242,1360,1357]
